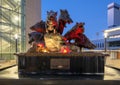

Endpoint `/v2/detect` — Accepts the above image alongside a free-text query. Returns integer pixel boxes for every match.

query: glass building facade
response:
[0,0,26,60]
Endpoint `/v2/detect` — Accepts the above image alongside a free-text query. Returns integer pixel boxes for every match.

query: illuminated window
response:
[0,0,26,59]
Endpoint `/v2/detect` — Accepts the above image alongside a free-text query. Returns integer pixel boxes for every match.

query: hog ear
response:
[55,12,57,16]
[65,9,67,12]
[40,20,43,23]
[83,22,85,25]
[76,22,78,25]
[47,11,49,14]
[28,33,31,37]
[60,9,63,13]
[65,9,68,13]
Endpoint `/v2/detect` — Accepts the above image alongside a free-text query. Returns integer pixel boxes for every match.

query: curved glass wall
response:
[0,0,26,61]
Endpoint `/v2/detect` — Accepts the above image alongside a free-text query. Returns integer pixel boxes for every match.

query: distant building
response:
[92,2,120,50]
[108,2,120,28]
[104,26,120,50]
[0,0,41,58]
[92,39,104,50]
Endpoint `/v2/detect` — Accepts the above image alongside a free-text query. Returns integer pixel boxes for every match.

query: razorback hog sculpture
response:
[64,22,96,50]
[28,9,96,52]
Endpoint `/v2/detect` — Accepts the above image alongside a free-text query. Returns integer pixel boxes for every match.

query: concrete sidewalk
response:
[0,60,16,71]
[105,57,120,70]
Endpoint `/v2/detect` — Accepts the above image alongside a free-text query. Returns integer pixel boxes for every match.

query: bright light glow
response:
[60,46,71,54]
[14,0,21,4]
[104,27,120,33]
[63,49,67,53]
[42,48,49,53]
[109,35,120,38]
[37,43,44,48]
[42,49,47,52]
[104,32,108,38]
[1,25,12,32]
[14,34,18,39]
[14,16,19,21]
[3,5,10,9]
[58,65,63,69]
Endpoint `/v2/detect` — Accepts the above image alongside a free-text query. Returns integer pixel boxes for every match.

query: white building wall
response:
[108,30,120,37]
[108,3,120,28]
[114,7,120,26]
[25,0,41,50]
[108,6,114,27]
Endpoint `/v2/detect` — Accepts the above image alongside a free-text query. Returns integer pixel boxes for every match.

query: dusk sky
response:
[41,0,120,40]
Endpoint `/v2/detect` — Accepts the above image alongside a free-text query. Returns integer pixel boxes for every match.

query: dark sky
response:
[41,0,120,40]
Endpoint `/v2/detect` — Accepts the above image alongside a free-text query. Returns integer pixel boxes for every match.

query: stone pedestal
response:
[15,52,107,78]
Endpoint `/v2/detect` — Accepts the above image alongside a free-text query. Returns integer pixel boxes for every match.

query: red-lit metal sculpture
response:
[28,9,96,53]
[15,9,108,79]
[64,22,96,50]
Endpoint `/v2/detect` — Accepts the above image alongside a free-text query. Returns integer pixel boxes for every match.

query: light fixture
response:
[104,32,107,52]
[14,34,18,39]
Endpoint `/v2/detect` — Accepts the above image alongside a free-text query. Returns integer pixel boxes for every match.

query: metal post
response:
[15,34,18,53]
[16,38,18,53]
[104,37,107,52]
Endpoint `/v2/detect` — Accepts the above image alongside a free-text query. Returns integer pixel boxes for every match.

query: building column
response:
[25,0,41,50]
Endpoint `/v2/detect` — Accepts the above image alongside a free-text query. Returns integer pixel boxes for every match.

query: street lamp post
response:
[14,34,18,53]
[104,32,108,52]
